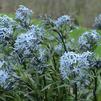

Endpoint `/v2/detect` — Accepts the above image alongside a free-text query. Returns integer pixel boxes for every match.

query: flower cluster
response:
[16,5,33,28]
[14,32,38,56]
[0,15,16,28]
[0,27,13,43]
[94,14,101,29]
[78,30,100,51]
[60,52,78,79]
[77,51,93,69]
[54,15,71,28]
[0,69,9,88]
[60,51,93,80]
[29,25,45,38]
[0,57,20,90]
[0,15,16,44]
[14,25,44,57]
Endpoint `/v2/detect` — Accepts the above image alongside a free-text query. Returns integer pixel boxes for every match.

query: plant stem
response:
[74,82,77,101]
[53,29,67,52]
[52,55,57,70]
[35,71,41,101]
[43,75,48,101]
[73,73,77,101]
[93,70,97,101]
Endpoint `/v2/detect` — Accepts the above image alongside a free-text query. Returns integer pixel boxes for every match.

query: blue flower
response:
[16,5,33,27]
[54,15,71,28]
[0,15,16,28]
[60,51,93,80]
[94,14,101,29]
[14,25,44,57]
[78,30,100,51]
[0,27,13,43]
[0,69,9,88]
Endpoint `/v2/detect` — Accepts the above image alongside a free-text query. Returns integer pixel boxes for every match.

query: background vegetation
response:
[0,0,101,27]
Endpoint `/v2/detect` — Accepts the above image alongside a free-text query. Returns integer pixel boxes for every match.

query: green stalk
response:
[53,29,67,52]
[35,71,41,101]
[73,73,78,101]
[52,55,57,70]
[93,70,97,101]
[43,75,48,101]
[74,82,77,101]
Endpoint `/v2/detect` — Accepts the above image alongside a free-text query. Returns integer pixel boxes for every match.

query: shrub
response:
[0,5,100,101]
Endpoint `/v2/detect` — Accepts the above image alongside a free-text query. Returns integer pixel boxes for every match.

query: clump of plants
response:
[0,5,101,101]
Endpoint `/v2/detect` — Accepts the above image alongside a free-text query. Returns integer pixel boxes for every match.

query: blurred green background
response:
[0,0,101,27]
